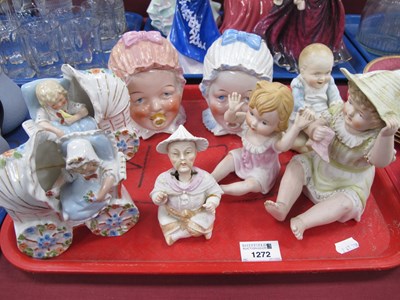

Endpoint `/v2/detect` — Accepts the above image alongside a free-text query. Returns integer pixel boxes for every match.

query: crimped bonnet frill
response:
[108,31,184,85]
[200,29,273,97]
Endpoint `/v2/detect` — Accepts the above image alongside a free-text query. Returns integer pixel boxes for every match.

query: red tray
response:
[1,85,400,274]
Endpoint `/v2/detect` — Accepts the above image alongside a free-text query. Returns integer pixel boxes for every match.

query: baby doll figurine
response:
[211,81,314,196]
[290,43,343,152]
[150,125,223,245]
[108,31,186,140]
[265,68,400,240]
[35,80,97,138]
[254,0,350,72]
[200,29,274,136]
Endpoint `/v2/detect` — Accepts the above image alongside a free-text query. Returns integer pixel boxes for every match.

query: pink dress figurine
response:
[211,81,314,196]
[254,0,351,72]
[200,29,273,136]
[265,68,400,240]
[290,43,342,152]
[219,0,273,34]
[150,125,223,245]
[108,31,186,140]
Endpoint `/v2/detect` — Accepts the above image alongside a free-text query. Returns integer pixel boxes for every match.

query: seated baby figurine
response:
[200,29,273,136]
[211,81,314,196]
[265,68,400,240]
[290,43,343,152]
[35,80,97,138]
[150,125,223,245]
[108,31,186,140]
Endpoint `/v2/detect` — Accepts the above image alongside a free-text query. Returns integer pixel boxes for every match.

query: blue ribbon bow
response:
[221,29,262,51]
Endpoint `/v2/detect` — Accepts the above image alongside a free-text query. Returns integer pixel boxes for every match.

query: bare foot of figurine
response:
[264,200,288,221]
[290,217,306,240]
[204,232,212,240]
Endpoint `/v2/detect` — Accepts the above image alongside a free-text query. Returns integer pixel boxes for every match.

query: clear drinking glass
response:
[357,0,400,55]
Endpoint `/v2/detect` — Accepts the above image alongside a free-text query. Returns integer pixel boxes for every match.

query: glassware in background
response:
[82,0,127,53]
[20,18,62,77]
[59,16,104,69]
[0,19,36,79]
[47,4,85,23]
[357,0,400,55]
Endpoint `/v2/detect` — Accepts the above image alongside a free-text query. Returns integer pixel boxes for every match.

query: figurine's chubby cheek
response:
[209,101,228,116]
[162,99,181,115]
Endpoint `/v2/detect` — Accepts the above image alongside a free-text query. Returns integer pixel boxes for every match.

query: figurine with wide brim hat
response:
[340,67,400,124]
[156,125,209,154]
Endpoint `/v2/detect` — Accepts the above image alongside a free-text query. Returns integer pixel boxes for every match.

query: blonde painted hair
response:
[298,43,334,72]
[347,80,385,129]
[249,81,294,132]
[36,80,68,106]
[108,31,185,91]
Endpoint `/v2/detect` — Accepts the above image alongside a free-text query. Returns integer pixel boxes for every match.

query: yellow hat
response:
[341,68,400,124]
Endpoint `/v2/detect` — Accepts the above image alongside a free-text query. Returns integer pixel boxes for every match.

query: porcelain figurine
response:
[219,0,273,34]
[146,0,221,37]
[265,68,400,240]
[254,0,351,72]
[22,64,139,160]
[168,0,221,74]
[200,29,274,136]
[150,125,223,245]
[290,43,343,152]
[33,79,97,138]
[211,81,314,196]
[108,31,186,140]
[0,129,139,259]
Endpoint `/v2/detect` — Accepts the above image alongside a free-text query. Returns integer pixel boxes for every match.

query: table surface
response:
[0,253,399,299]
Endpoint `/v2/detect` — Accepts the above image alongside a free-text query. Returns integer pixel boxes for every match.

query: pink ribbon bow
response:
[122,31,163,47]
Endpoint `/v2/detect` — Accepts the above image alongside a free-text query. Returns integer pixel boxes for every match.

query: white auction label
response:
[335,237,359,254]
[239,241,282,262]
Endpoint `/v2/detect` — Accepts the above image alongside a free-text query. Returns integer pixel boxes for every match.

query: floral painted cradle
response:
[0,65,140,259]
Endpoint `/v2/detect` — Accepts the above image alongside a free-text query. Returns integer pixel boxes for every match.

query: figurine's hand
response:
[293,108,315,130]
[380,117,399,137]
[294,0,305,10]
[63,115,78,125]
[203,201,217,214]
[312,125,332,142]
[46,187,60,198]
[273,0,284,6]
[154,191,168,205]
[228,92,244,112]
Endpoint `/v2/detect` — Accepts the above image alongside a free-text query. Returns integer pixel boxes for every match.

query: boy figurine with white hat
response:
[150,125,223,245]
[265,68,400,240]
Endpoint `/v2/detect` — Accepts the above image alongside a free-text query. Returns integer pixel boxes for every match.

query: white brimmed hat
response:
[341,68,400,124]
[66,138,100,170]
[156,125,209,154]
